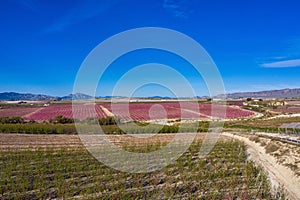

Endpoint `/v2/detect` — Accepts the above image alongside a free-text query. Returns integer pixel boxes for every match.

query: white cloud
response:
[261,59,300,68]
[11,0,41,12]
[44,0,118,33]
[163,0,194,19]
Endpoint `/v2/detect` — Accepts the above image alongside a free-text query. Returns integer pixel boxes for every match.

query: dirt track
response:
[222,132,300,200]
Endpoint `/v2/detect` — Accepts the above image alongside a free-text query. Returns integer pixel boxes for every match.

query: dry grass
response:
[257,138,300,176]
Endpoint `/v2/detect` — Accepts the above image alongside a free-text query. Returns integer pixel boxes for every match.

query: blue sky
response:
[1,0,300,97]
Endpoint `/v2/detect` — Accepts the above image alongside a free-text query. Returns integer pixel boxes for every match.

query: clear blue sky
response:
[1,0,300,97]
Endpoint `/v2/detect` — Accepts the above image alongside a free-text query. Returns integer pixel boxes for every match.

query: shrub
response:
[0,117,24,124]
[50,116,74,124]
[260,140,267,146]
[265,143,279,154]
[0,124,77,134]
[98,117,120,125]
[249,135,260,143]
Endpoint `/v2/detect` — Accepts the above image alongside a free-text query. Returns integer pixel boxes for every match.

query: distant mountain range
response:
[0,88,300,101]
[0,92,93,101]
[223,88,300,99]
[61,93,93,100]
[0,92,55,101]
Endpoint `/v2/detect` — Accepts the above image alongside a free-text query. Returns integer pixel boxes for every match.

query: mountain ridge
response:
[0,88,300,100]
[0,92,93,101]
[0,92,54,101]
[223,88,300,98]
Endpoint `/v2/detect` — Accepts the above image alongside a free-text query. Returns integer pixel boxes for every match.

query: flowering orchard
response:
[102,102,254,121]
[17,102,255,121]
[25,104,107,121]
[0,107,41,118]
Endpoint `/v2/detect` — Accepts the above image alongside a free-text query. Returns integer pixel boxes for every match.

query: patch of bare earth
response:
[100,105,114,117]
[223,132,300,200]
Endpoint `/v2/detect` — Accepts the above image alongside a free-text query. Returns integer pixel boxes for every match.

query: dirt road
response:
[222,132,300,200]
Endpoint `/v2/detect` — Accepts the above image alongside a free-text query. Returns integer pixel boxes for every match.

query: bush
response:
[260,140,267,146]
[50,116,74,124]
[249,135,260,143]
[0,124,77,134]
[98,117,120,125]
[0,117,24,124]
[265,143,279,154]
